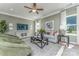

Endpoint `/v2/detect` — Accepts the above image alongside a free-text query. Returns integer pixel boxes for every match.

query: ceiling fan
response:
[24,3,44,14]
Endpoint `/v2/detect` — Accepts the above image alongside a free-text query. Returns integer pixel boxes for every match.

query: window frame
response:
[66,14,77,35]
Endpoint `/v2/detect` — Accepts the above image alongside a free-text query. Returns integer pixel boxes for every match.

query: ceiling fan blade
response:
[24,6,32,9]
[36,11,39,14]
[37,8,44,10]
[29,10,32,13]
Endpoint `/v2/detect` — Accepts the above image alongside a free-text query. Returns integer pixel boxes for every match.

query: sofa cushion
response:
[44,34,58,43]
[0,34,24,44]
[0,33,19,39]
[0,33,32,56]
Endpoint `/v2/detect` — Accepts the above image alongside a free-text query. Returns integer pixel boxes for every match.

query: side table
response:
[57,35,69,46]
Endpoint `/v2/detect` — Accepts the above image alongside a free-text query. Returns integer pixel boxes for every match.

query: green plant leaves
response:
[0,20,8,33]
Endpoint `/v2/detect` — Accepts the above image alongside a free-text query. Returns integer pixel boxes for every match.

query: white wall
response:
[0,14,34,36]
[41,13,60,32]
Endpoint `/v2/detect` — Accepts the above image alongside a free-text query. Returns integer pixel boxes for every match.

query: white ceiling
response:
[0,3,71,20]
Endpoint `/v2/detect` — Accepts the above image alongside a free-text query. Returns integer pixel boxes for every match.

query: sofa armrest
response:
[44,34,58,43]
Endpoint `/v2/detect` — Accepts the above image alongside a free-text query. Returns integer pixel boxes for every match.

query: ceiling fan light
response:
[32,10,36,12]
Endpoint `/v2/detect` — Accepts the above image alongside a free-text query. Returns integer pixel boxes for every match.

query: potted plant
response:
[38,29,46,33]
[67,27,72,33]
[0,20,8,33]
[38,29,46,39]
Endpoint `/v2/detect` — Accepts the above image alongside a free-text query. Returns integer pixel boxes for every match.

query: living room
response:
[0,3,79,56]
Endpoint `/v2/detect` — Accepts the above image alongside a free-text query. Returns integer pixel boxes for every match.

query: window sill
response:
[65,33,77,36]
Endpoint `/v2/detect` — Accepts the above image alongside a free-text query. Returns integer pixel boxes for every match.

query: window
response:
[66,16,77,34]
[35,21,40,32]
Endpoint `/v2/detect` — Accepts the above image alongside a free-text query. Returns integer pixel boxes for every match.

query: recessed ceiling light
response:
[9,8,14,11]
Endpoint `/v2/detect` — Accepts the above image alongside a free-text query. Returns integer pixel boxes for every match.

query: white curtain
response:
[77,6,79,44]
[60,11,67,30]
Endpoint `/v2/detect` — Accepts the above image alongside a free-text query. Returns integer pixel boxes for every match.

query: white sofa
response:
[44,33,58,43]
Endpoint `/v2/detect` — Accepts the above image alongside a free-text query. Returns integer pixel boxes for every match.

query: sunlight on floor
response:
[68,44,74,49]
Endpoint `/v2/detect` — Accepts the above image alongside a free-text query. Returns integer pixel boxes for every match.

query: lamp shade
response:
[9,23,13,26]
